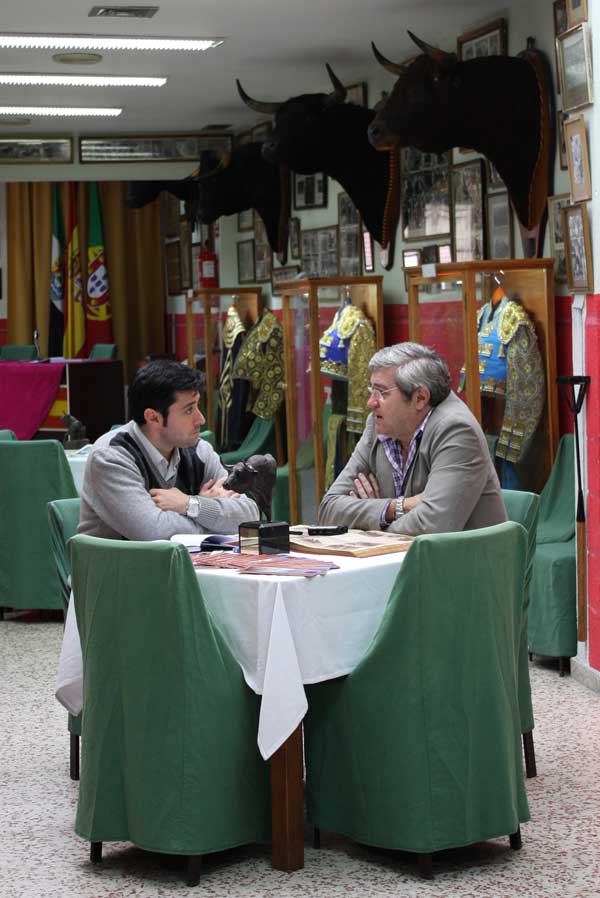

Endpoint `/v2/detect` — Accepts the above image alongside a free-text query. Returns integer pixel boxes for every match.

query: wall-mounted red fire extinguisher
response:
[198,241,219,288]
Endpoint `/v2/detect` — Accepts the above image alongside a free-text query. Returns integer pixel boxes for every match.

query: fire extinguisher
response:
[198,241,219,288]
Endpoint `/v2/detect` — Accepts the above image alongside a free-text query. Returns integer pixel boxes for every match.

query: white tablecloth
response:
[65,447,92,494]
[56,543,406,759]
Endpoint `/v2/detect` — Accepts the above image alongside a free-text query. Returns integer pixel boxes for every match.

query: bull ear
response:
[407,31,456,66]
[371,41,408,76]
[324,63,347,107]
[195,149,230,181]
[236,79,283,115]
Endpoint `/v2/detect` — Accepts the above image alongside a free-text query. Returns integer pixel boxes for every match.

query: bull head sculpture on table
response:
[368,32,554,258]
[222,453,277,522]
[236,66,401,270]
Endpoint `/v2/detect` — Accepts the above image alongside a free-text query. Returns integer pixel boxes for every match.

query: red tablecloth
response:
[0,361,65,439]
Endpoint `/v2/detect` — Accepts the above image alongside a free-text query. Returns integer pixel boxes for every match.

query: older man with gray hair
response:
[318,341,506,535]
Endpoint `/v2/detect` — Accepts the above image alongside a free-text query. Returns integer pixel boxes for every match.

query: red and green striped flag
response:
[86,182,113,345]
[49,184,65,357]
[63,183,86,358]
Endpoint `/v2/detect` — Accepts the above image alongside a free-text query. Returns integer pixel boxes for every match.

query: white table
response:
[65,447,92,494]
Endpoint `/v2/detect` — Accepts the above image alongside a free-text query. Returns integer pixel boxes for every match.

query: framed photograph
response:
[564,114,591,202]
[401,147,451,242]
[486,192,514,260]
[556,24,593,112]
[457,18,507,61]
[237,239,256,284]
[338,192,362,277]
[402,249,421,269]
[562,202,593,292]
[0,136,72,163]
[557,109,569,169]
[179,216,192,290]
[79,132,232,163]
[293,172,328,210]
[346,82,368,107]
[272,265,300,290]
[567,0,588,28]
[421,245,439,265]
[487,159,506,193]
[362,227,375,273]
[237,207,253,232]
[554,0,568,90]
[547,193,571,283]
[452,158,486,262]
[165,242,181,295]
[251,121,272,143]
[254,211,272,282]
[289,217,301,258]
[301,226,338,278]
[162,193,181,239]
[438,243,453,264]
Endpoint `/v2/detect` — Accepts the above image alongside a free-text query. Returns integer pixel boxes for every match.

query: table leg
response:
[269,724,304,871]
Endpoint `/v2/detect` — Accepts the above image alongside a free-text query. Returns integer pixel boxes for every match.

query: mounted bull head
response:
[222,453,277,521]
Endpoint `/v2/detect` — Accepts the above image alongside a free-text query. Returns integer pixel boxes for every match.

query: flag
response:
[86,182,114,345]
[63,183,86,359]
[49,184,65,357]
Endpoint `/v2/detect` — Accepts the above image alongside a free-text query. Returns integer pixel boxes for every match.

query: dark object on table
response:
[239,521,290,555]
[200,534,236,553]
[223,453,277,521]
[307,525,348,536]
[61,414,89,450]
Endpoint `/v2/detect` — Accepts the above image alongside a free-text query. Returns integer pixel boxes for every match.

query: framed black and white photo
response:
[253,211,272,282]
[564,114,591,202]
[421,245,439,265]
[567,0,588,29]
[401,147,451,242]
[237,239,256,284]
[438,243,453,264]
[452,158,486,262]
[562,202,593,292]
[487,159,506,193]
[338,192,362,277]
[402,249,421,269]
[362,227,375,273]
[556,24,594,112]
[237,208,254,232]
[548,193,571,283]
[272,265,301,291]
[486,192,514,260]
[554,0,568,91]
[457,18,507,61]
[79,132,232,163]
[289,217,301,258]
[0,136,72,163]
[301,226,338,278]
[293,172,328,210]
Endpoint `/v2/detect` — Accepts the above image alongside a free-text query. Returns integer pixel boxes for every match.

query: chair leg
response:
[70,733,80,781]
[186,855,202,886]
[522,730,537,778]
[313,826,321,849]
[417,853,434,879]
[509,827,522,850]
[90,842,102,863]
[559,657,570,677]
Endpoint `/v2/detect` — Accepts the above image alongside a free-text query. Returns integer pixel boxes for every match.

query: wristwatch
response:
[395,496,405,520]
[186,496,201,519]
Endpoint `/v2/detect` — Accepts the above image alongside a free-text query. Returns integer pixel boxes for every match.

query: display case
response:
[279,276,384,523]
[185,288,262,436]
[406,259,559,493]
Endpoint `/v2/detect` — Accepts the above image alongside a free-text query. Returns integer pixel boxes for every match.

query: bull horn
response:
[324,63,347,105]
[371,41,408,76]
[245,463,258,473]
[236,79,282,115]
[407,31,455,65]
[195,150,230,181]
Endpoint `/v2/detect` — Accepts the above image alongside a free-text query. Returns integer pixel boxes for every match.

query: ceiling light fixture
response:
[89,6,159,18]
[0,33,224,52]
[0,105,122,117]
[53,53,103,64]
[0,73,166,87]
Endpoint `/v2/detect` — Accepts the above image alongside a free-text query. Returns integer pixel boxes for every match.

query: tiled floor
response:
[1,619,600,898]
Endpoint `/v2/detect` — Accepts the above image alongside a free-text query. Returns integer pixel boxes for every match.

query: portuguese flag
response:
[49,184,65,357]
[63,183,86,359]
[86,182,113,345]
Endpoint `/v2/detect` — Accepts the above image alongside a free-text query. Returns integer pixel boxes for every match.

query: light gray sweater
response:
[78,420,259,540]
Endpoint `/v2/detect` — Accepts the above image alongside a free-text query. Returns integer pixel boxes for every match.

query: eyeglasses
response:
[367,385,399,400]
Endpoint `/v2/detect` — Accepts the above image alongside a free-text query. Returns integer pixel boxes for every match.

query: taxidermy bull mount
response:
[223,453,277,522]
[61,414,89,450]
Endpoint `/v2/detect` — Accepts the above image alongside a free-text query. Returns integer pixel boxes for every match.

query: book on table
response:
[289,527,412,558]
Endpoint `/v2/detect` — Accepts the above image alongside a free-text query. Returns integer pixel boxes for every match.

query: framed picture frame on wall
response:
[452,158,486,262]
[345,82,368,107]
[338,192,362,276]
[79,132,232,163]
[562,202,593,292]
[438,243,453,263]
[566,0,588,29]
[557,109,569,169]
[293,172,328,210]
[556,24,594,112]
[547,193,571,283]
[289,217,301,258]
[253,211,272,282]
[564,114,591,202]
[237,207,254,232]
[0,136,72,163]
[486,192,514,260]
[272,264,301,291]
[457,18,507,61]
[553,0,568,91]
[301,226,338,278]
[401,147,451,242]
[362,227,375,273]
[237,239,256,284]
[486,159,506,193]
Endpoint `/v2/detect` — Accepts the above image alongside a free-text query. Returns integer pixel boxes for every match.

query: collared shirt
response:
[131,421,180,485]
[378,409,433,527]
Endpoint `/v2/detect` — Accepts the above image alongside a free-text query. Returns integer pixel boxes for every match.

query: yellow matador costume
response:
[217,304,248,451]
[232,309,285,420]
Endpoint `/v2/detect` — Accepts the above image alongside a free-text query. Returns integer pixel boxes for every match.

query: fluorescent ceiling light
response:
[0,105,122,116]
[0,73,166,87]
[0,33,224,51]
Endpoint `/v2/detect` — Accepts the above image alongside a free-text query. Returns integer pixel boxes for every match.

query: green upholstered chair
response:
[47,497,82,780]
[70,535,271,883]
[502,488,540,778]
[200,428,216,448]
[0,429,17,440]
[304,522,529,878]
[528,434,576,673]
[89,343,117,360]
[0,441,77,612]
[220,416,276,465]
[0,344,37,361]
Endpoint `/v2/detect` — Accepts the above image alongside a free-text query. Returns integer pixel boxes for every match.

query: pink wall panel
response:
[584,295,600,670]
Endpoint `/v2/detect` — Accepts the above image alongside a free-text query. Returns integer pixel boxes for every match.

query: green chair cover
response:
[200,428,216,448]
[0,441,77,610]
[0,429,17,440]
[220,416,276,465]
[70,535,271,856]
[528,435,576,658]
[89,343,118,360]
[304,522,529,856]
[0,344,37,361]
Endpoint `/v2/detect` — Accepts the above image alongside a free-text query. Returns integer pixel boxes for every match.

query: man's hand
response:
[199,477,240,499]
[149,487,189,514]
[349,472,381,499]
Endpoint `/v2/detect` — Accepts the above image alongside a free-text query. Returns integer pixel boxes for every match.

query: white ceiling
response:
[0,0,507,136]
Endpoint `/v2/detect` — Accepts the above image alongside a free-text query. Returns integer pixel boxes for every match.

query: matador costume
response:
[217,304,250,452]
[232,309,285,420]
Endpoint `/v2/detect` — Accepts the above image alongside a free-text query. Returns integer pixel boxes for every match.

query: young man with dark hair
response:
[78,360,259,540]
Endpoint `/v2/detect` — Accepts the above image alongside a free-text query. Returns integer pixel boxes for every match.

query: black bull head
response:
[236,66,400,265]
[368,31,554,237]
[125,142,289,260]
[222,453,277,522]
